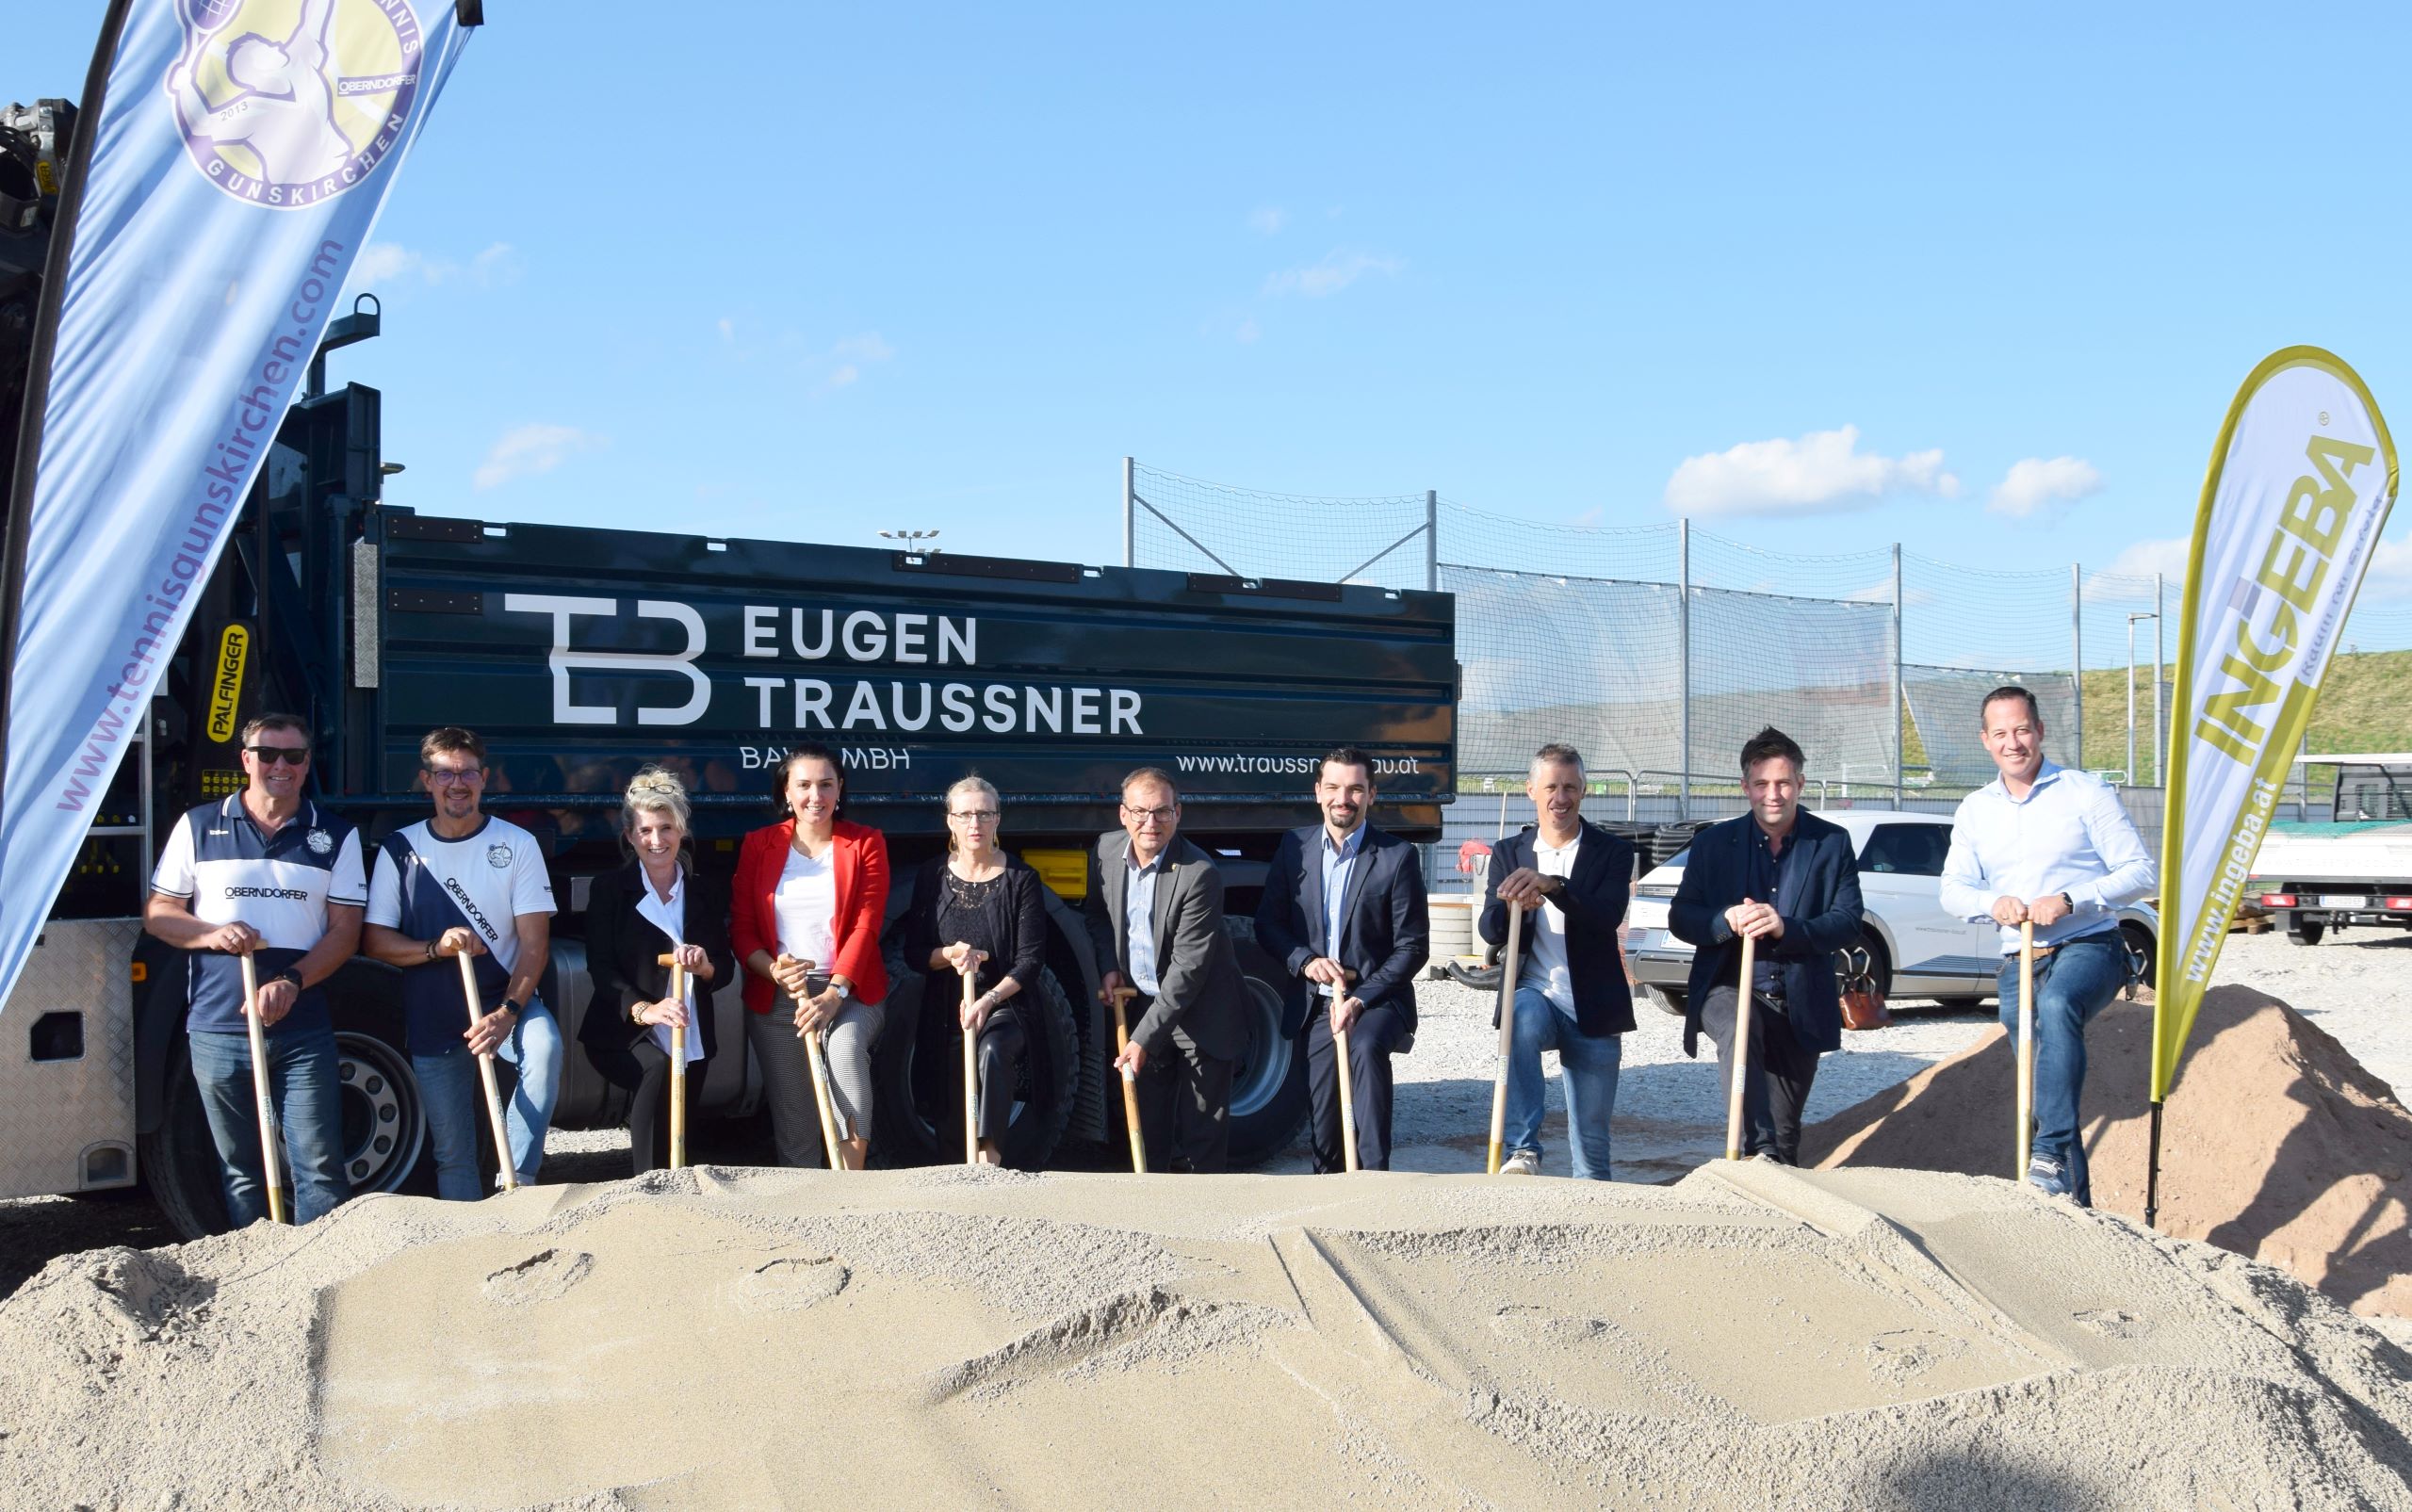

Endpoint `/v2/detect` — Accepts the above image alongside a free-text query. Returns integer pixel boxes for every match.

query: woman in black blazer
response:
[579,767,737,1176]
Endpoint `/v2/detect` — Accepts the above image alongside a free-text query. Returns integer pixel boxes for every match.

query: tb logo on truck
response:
[503,594,711,727]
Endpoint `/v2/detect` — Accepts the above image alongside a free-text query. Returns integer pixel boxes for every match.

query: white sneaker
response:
[1500,1150,1540,1177]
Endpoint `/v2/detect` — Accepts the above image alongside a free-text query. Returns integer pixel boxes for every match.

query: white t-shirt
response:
[634,868,704,1067]
[1528,831,1579,1016]
[774,845,839,972]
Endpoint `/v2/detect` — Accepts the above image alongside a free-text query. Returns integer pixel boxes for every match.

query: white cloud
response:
[1989,456,2103,519]
[1247,205,1286,236]
[1263,248,1403,298]
[350,240,519,290]
[716,317,736,343]
[2358,532,2412,600]
[824,365,860,390]
[832,331,894,363]
[1663,425,1959,518]
[1235,316,1261,344]
[473,424,603,490]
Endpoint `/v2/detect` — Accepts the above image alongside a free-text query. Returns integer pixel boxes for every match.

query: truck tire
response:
[139,1038,229,1240]
[1224,915,1308,1168]
[2286,919,2324,947]
[875,967,1079,1169]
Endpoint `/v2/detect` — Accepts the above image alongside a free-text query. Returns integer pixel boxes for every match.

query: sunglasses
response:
[246,745,311,765]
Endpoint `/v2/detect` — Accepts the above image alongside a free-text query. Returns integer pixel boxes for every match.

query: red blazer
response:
[730,818,891,1013]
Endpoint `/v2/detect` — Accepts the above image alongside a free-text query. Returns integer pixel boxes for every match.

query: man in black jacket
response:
[1478,743,1635,1179]
[1083,767,1247,1172]
[1256,747,1430,1172]
[1669,727,1865,1165]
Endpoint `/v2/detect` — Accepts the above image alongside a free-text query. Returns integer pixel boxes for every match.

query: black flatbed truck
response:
[4,327,1457,1236]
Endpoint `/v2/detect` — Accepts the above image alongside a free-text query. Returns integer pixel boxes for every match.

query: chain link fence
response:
[1127,460,2401,808]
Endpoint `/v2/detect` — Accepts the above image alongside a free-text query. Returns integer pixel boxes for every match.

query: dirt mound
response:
[5,1164,2412,1510]
[1804,984,2412,1319]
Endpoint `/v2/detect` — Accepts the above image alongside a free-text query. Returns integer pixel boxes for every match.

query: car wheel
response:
[2120,921,2159,985]
[1839,930,1892,1000]
[2286,919,2324,948]
[1643,984,1687,1019]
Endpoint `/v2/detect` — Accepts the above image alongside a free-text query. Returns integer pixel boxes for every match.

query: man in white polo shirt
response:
[1941,685,2155,1206]
[144,713,365,1227]
[362,726,560,1197]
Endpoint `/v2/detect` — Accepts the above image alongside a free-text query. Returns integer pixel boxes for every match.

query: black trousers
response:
[589,1038,709,1178]
[1303,1002,1406,1173]
[971,1012,1026,1146]
[1124,995,1233,1173]
[1699,984,1820,1165]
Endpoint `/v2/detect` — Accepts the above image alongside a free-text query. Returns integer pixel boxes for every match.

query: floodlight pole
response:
[1678,519,1692,821]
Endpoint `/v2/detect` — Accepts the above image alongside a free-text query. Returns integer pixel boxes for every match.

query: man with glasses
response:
[144,714,365,1226]
[1082,767,1247,1172]
[1256,747,1430,1172]
[1940,686,2154,1205]
[362,727,561,1196]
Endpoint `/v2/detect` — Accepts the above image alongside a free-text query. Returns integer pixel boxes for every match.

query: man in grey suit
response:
[1084,767,1247,1172]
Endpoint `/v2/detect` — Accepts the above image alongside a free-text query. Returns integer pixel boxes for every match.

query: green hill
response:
[2072,648,2412,783]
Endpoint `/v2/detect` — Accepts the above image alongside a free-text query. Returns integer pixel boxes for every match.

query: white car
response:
[1622,810,2158,1016]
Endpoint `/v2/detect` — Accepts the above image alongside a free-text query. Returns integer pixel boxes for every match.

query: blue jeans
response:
[187,1025,350,1227]
[1996,933,2127,1206]
[1502,985,1623,1179]
[415,999,562,1199]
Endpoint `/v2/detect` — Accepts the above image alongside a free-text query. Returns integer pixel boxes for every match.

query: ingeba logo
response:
[207,626,249,743]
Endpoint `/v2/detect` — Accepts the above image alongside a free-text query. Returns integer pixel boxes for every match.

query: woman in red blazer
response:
[730,744,891,1169]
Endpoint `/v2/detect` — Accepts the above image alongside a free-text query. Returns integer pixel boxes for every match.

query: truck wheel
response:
[1643,984,1687,1019]
[874,967,1079,1168]
[2286,919,2324,947]
[1224,915,1307,1168]
[327,964,433,1197]
[139,1039,229,1241]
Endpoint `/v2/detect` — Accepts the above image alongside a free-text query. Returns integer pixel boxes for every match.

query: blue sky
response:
[13,3,2412,651]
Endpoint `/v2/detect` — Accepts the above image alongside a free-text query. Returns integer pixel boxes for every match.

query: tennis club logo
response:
[165,0,425,209]
[486,844,512,870]
[307,827,333,854]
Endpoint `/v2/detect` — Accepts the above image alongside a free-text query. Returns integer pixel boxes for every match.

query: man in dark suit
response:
[1084,767,1247,1172]
[1256,747,1430,1172]
[1478,743,1636,1179]
[1669,726,1865,1165]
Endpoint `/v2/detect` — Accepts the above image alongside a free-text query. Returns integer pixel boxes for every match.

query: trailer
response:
[2247,754,2412,947]
[0,318,1457,1236]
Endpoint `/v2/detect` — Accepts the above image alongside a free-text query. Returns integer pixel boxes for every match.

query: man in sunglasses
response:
[144,713,365,1227]
[361,726,560,1196]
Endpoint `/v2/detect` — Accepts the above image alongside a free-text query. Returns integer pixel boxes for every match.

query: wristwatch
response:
[276,967,304,991]
[503,998,526,1016]
[832,981,853,1004]
[631,1000,648,1026]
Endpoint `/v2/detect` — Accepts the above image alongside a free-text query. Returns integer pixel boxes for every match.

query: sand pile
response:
[4,1163,2411,1510]
[1804,984,2412,1320]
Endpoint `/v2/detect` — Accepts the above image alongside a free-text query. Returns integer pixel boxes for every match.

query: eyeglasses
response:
[1121,805,1178,823]
[949,809,1000,823]
[246,745,310,765]
[424,767,484,787]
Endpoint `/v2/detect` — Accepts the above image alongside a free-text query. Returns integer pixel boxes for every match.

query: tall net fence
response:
[1128,461,2410,803]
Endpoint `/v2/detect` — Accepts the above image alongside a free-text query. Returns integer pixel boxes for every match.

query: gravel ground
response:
[4,925,2404,1300]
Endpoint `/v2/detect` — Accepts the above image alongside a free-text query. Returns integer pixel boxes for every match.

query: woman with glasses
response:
[730,744,891,1169]
[579,767,735,1176]
[904,775,1048,1166]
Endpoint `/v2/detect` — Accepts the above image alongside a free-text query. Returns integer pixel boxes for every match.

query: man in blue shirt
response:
[1940,685,2155,1205]
[1257,748,1429,1171]
[144,713,365,1227]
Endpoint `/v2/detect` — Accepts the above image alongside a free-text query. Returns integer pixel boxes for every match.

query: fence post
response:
[1678,519,1692,821]
[2153,571,2165,787]
[1121,456,1136,569]
[1891,543,1904,811]
[2070,562,2084,770]
[1425,489,1438,592]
